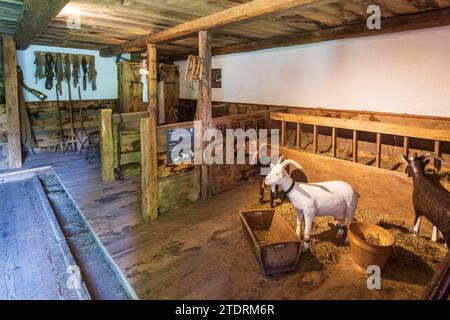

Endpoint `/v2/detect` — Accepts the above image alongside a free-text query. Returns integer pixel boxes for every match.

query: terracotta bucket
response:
[348,222,395,273]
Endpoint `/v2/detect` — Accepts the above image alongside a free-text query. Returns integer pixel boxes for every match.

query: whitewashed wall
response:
[17,45,118,102]
[176,26,450,117]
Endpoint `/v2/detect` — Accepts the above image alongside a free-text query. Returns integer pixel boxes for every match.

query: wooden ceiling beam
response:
[210,8,450,57]
[15,0,70,49]
[99,0,337,57]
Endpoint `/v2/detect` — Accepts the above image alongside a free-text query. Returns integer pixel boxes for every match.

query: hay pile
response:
[268,202,446,272]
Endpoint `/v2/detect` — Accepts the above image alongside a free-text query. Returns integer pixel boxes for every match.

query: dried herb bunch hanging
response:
[33,52,44,84]
[55,53,64,96]
[72,55,80,88]
[44,53,55,90]
[87,56,97,91]
[33,51,98,92]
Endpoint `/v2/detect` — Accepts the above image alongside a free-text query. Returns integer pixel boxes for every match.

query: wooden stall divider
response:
[100,109,114,182]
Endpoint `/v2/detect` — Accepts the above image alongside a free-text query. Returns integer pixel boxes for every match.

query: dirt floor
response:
[17,153,449,300]
[266,200,447,299]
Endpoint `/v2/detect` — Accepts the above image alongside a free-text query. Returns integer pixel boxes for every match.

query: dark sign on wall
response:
[212,68,222,88]
[166,128,195,164]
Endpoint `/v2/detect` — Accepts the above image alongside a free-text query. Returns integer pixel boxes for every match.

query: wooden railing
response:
[271,112,450,168]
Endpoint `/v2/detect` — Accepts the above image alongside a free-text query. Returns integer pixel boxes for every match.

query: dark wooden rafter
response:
[15,0,70,49]
[211,7,450,57]
[99,0,338,57]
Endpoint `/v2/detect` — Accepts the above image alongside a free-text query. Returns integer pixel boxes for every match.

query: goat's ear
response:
[413,152,418,159]
[423,158,430,167]
[401,155,410,165]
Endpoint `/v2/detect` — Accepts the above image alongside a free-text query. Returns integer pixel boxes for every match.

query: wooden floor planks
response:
[0,175,91,300]
[14,151,434,300]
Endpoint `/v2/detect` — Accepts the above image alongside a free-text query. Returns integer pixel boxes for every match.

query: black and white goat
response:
[401,153,450,248]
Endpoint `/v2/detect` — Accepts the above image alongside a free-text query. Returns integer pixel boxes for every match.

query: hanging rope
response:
[87,56,97,91]
[72,55,81,88]
[34,52,44,84]
[64,54,72,83]
[55,53,64,96]
[44,53,55,90]
[184,55,204,82]
[81,56,88,91]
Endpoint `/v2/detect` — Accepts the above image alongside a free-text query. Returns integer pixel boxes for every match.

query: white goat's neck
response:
[279,172,294,193]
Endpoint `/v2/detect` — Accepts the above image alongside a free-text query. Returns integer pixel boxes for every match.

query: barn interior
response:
[0,0,449,300]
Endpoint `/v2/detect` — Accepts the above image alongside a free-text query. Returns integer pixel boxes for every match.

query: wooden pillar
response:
[100,109,114,181]
[352,130,358,162]
[280,121,286,146]
[148,44,158,122]
[296,123,301,149]
[141,117,158,221]
[403,136,409,157]
[141,44,159,221]
[331,127,337,158]
[434,140,442,173]
[313,125,318,154]
[3,36,21,168]
[375,133,382,168]
[198,31,212,201]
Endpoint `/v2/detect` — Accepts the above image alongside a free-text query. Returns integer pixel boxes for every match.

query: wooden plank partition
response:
[271,111,450,169]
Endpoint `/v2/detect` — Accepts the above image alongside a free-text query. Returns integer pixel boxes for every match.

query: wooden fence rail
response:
[271,112,449,168]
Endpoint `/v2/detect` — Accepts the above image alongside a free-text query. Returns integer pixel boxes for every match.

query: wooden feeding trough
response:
[240,209,302,275]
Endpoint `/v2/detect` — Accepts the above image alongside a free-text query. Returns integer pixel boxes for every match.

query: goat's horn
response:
[422,152,444,162]
[281,159,303,170]
[276,155,285,165]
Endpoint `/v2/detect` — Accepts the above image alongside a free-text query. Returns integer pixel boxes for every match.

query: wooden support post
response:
[3,36,22,169]
[281,121,286,147]
[313,125,318,154]
[141,44,159,221]
[100,109,114,182]
[296,123,301,149]
[352,130,358,162]
[148,44,158,122]
[376,133,382,168]
[198,31,212,201]
[403,136,409,157]
[331,127,337,158]
[434,140,442,173]
[141,117,158,221]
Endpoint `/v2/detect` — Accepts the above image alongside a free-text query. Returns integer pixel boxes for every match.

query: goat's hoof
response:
[335,232,344,239]
[301,242,310,252]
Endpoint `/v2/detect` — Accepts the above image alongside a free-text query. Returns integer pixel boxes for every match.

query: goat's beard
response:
[271,184,276,194]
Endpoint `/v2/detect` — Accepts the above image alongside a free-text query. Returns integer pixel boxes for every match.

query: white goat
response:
[265,156,359,251]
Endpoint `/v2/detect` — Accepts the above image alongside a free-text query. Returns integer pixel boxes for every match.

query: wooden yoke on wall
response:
[141,44,159,221]
[3,36,22,169]
[197,31,212,200]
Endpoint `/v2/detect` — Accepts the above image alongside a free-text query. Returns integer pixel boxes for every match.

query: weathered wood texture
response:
[100,109,114,182]
[100,0,335,56]
[117,62,147,113]
[198,31,212,201]
[14,0,70,49]
[141,117,158,221]
[271,112,450,142]
[148,44,158,122]
[17,151,433,300]
[22,0,450,59]
[27,99,117,149]
[0,175,91,300]
[213,7,450,56]
[159,64,179,124]
[0,41,4,104]
[3,36,21,169]
[0,104,8,170]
